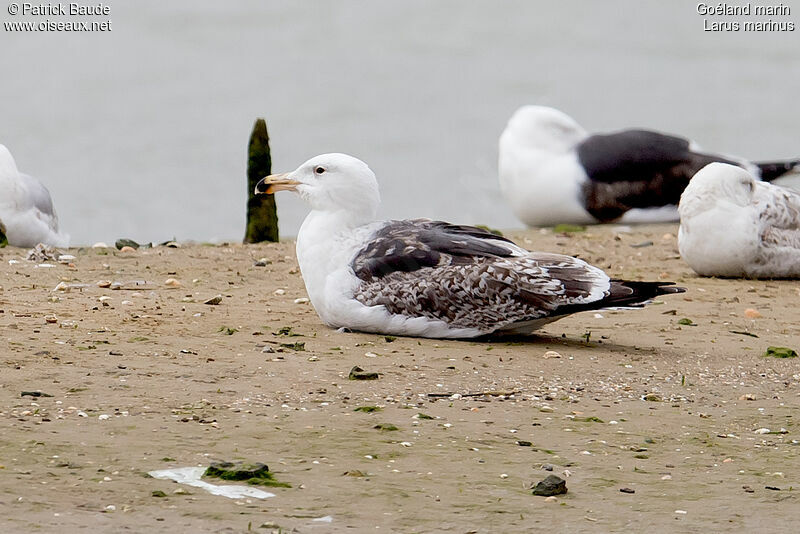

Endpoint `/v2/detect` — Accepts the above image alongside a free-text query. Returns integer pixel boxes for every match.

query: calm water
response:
[1,1,798,245]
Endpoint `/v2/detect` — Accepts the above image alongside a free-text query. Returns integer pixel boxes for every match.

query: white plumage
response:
[0,144,69,248]
[679,163,800,278]
[256,153,684,339]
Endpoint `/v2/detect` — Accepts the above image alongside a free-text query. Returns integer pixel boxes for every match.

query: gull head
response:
[680,163,756,216]
[502,105,588,153]
[256,153,381,219]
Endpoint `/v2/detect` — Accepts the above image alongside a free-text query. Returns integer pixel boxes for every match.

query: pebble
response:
[164,278,181,288]
[92,242,109,248]
[274,289,286,295]
[119,246,136,253]
[754,428,771,434]
[294,297,310,304]
[544,496,558,503]
[619,487,635,494]
[204,295,223,305]
[661,475,672,480]
[44,315,58,324]
[97,280,112,288]
[98,414,110,421]
[744,308,762,319]
[543,350,562,359]
[739,393,756,401]
[532,475,567,496]
[675,510,687,515]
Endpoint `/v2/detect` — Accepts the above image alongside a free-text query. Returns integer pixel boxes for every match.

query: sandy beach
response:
[1,223,799,533]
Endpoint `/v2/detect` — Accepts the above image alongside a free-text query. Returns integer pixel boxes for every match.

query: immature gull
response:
[499,106,800,226]
[255,153,685,339]
[0,144,69,247]
[679,163,800,278]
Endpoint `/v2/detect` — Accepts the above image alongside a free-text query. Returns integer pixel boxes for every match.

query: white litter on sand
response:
[148,467,275,499]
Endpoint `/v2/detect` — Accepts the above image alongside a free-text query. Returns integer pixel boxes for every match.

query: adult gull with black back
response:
[499,106,800,226]
[255,153,685,339]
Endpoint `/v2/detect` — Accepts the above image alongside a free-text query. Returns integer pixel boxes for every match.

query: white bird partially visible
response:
[255,153,684,339]
[679,162,800,278]
[0,144,69,248]
[499,105,800,226]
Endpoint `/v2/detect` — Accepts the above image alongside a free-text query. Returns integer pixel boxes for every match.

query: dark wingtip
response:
[651,282,687,295]
[657,286,687,295]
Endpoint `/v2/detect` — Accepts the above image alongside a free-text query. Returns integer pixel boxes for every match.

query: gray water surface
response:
[1,0,798,245]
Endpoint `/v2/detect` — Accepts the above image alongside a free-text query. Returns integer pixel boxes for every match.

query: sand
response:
[1,224,799,533]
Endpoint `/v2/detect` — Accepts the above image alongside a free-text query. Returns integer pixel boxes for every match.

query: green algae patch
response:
[354,406,382,413]
[552,224,585,233]
[203,461,290,488]
[349,366,379,380]
[764,346,798,359]
[576,416,604,423]
[373,423,399,431]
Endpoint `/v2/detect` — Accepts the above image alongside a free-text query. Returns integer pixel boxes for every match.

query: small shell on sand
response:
[97,280,112,288]
[543,351,562,359]
[744,308,762,319]
[92,242,109,248]
[164,278,181,288]
[120,246,136,253]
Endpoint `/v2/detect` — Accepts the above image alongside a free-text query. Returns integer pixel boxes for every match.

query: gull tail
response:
[755,159,800,182]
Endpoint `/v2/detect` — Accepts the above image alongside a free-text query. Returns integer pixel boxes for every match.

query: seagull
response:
[255,153,685,339]
[0,144,69,248]
[499,106,800,226]
[678,162,800,278]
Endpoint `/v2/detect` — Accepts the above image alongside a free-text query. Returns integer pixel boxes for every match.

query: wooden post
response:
[244,118,279,243]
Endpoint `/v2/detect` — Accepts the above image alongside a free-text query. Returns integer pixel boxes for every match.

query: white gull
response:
[679,162,800,278]
[0,144,69,247]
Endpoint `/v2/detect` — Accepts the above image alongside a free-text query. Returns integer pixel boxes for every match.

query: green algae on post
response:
[764,346,798,359]
[203,461,290,488]
[244,118,279,243]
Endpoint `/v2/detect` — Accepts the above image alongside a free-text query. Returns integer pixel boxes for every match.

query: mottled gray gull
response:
[499,106,799,226]
[679,162,800,278]
[255,153,685,339]
[0,144,69,247]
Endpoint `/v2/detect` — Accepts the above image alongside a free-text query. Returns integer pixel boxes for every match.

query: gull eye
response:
[314,166,326,175]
